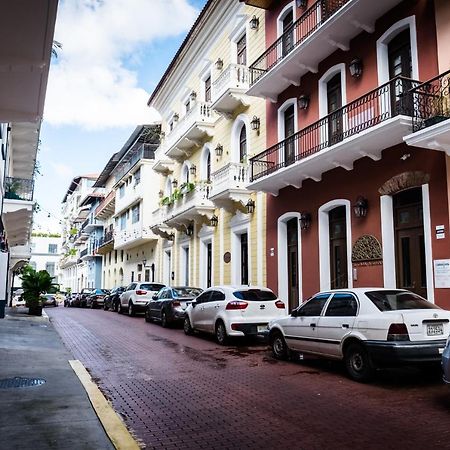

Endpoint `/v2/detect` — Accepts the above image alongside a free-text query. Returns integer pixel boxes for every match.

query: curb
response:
[69,360,140,450]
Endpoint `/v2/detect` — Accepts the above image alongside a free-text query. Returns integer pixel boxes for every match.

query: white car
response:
[118,282,165,316]
[183,285,286,345]
[268,288,450,381]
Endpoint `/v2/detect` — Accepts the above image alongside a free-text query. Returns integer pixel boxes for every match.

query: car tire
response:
[161,310,169,328]
[118,302,123,314]
[215,321,228,346]
[270,331,288,360]
[184,316,194,335]
[344,342,374,382]
[128,302,135,317]
[145,309,153,323]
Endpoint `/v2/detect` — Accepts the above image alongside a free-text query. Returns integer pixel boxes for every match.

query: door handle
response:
[342,324,349,329]
[310,323,316,328]
[214,305,220,308]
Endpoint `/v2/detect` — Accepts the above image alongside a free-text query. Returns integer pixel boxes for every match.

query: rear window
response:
[233,289,277,301]
[366,290,440,311]
[141,284,164,292]
[173,288,203,298]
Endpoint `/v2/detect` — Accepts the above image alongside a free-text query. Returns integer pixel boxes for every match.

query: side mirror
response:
[290,308,298,317]
[152,294,158,300]
[191,299,197,307]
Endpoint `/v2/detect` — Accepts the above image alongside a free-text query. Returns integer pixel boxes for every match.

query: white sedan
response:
[118,282,165,316]
[268,288,450,382]
[183,285,286,345]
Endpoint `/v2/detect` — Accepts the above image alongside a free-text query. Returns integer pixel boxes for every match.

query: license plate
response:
[257,325,268,333]
[427,323,444,336]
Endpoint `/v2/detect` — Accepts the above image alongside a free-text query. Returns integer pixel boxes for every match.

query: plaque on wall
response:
[223,252,231,263]
[351,235,382,265]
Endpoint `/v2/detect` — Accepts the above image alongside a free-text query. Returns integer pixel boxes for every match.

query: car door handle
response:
[342,324,349,329]
[310,323,316,328]
[214,305,220,308]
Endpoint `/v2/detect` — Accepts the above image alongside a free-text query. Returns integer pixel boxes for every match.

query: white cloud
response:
[44,0,199,130]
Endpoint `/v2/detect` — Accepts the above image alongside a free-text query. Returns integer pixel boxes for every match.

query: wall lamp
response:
[298,94,310,110]
[300,212,312,230]
[185,224,194,236]
[173,113,179,122]
[215,58,223,70]
[349,58,363,78]
[296,0,307,7]
[353,196,368,218]
[246,199,255,214]
[171,179,178,188]
[189,164,197,176]
[250,115,260,132]
[249,15,259,30]
[190,91,197,101]
[210,215,219,227]
[215,143,224,157]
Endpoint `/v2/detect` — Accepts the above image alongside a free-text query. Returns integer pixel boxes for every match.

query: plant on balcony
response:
[180,182,196,194]
[160,196,173,206]
[171,189,183,202]
[69,228,78,235]
[4,179,23,200]
[21,265,55,316]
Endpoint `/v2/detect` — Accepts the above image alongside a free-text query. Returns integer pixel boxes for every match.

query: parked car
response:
[104,287,126,311]
[86,289,109,309]
[443,335,450,384]
[118,282,165,316]
[41,294,57,307]
[183,285,286,345]
[12,292,26,307]
[268,288,450,382]
[65,293,78,307]
[145,286,203,327]
[78,288,94,308]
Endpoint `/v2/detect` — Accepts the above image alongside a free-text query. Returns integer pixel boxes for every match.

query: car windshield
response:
[95,289,109,294]
[233,289,277,301]
[172,288,202,298]
[141,284,164,291]
[365,290,440,311]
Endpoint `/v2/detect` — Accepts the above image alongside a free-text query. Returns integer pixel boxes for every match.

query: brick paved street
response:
[47,308,450,450]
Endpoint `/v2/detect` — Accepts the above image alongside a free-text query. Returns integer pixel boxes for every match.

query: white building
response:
[29,233,63,284]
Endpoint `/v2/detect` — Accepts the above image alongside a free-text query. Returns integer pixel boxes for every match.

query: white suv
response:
[183,285,286,345]
[118,282,165,316]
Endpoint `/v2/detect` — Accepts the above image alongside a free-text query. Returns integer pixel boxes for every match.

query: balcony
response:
[95,230,114,255]
[152,146,174,174]
[209,162,251,211]
[95,190,116,220]
[249,77,418,194]
[163,183,215,230]
[114,144,155,183]
[114,221,158,250]
[60,252,78,269]
[211,64,249,117]
[115,179,144,216]
[150,208,174,240]
[247,0,402,100]
[164,102,218,160]
[84,216,103,233]
[2,177,34,247]
[79,246,98,261]
[404,69,450,154]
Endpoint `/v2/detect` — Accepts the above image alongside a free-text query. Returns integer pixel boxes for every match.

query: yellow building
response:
[149,0,267,289]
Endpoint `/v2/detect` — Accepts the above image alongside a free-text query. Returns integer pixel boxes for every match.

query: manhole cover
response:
[0,377,46,389]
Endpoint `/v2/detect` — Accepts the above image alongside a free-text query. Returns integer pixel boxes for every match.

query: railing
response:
[250,77,419,181]
[210,163,249,196]
[97,230,114,248]
[4,177,34,201]
[81,217,89,230]
[95,190,115,217]
[114,144,156,183]
[79,248,88,258]
[212,64,249,102]
[165,182,212,217]
[411,69,450,132]
[249,0,350,86]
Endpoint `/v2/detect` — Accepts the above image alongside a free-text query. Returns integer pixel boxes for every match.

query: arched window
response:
[206,151,211,182]
[181,163,190,184]
[239,125,247,163]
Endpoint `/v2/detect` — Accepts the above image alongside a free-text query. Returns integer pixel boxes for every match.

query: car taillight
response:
[172,300,181,307]
[136,290,147,295]
[226,301,248,310]
[387,323,410,341]
[275,300,285,309]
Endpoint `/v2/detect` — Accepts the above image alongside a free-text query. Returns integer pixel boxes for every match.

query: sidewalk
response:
[0,307,114,450]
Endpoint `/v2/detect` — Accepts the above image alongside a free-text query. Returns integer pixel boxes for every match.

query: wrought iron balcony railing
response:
[79,248,88,258]
[249,0,350,86]
[97,230,114,248]
[4,177,34,201]
[411,69,450,132]
[250,76,419,182]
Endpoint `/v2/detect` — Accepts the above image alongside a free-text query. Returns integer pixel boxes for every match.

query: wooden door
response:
[329,206,348,289]
[327,73,343,145]
[282,9,294,56]
[287,218,299,311]
[284,105,295,165]
[240,233,249,285]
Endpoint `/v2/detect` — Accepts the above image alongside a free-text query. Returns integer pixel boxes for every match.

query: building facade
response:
[28,233,63,284]
[244,0,450,309]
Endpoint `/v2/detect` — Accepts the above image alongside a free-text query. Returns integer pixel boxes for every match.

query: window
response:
[297,294,330,316]
[48,244,58,254]
[114,250,117,264]
[196,291,212,304]
[141,283,165,291]
[325,293,358,317]
[132,204,140,224]
[366,290,439,311]
[137,264,143,272]
[204,76,211,102]
[119,184,125,198]
[239,125,247,163]
[237,34,247,65]
[134,168,141,185]
[131,271,135,282]
[45,262,55,277]
[29,261,37,270]
[120,213,126,230]
[210,290,226,301]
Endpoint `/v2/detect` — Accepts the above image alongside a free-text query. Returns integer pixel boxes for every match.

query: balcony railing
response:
[249,0,350,86]
[250,76,418,181]
[4,177,34,201]
[210,163,249,197]
[212,64,249,101]
[411,69,450,132]
[97,230,114,248]
[114,144,155,183]
[79,248,88,258]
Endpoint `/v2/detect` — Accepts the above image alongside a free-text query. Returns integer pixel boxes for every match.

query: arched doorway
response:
[286,218,299,310]
[329,206,348,289]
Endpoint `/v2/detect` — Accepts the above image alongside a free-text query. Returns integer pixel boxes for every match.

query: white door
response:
[190,291,212,331]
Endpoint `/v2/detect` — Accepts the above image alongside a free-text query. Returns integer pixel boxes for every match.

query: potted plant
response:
[4,179,23,200]
[21,265,55,316]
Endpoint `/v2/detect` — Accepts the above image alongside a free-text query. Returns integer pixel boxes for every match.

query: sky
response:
[34,0,208,232]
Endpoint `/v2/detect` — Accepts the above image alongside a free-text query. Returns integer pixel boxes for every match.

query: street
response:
[47,307,450,450]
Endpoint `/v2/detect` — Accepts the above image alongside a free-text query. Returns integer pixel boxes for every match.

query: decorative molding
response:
[197,224,215,238]
[378,171,430,196]
[229,210,250,229]
[351,235,382,264]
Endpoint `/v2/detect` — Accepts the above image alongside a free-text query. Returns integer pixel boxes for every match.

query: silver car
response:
[443,335,450,384]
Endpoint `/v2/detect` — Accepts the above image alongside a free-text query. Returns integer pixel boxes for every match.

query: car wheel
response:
[118,302,123,314]
[128,302,135,317]
[145,309,153,323]
[215,321,228,345]
[161,310,169,328]
[184,316,194,335]
[344,342,374,382]
[270,331,288,360]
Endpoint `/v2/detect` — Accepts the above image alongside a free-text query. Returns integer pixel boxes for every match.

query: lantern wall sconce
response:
[210,215,219,227]
[250,115,260,132]
[296,0,307,7]
[190,91,197,101]
[215,143,224,157]
[249,15,259,30]
[349,58,363,78]
[172,179,178,188]
[246,199,255,214]
[300,212,312,230]
[158,190,164,198]
[298,94,310,110]
[142,259,149,268]
[353,196,368,218]
[173,113,179,122]
[215,58,223,70]
[189,164,197,176]
[185,224,194,236]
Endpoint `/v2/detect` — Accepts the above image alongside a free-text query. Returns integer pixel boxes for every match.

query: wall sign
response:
[223,252,231,263]
[434,259,450,288]
[436,225,445,240]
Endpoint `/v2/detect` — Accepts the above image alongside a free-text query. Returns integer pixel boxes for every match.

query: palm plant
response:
[21,265,54,315]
